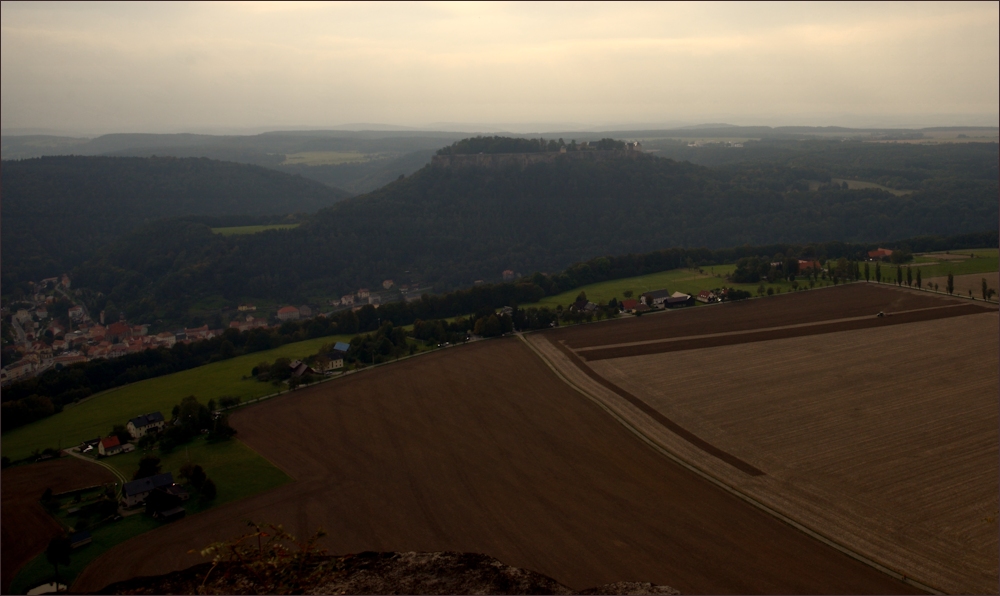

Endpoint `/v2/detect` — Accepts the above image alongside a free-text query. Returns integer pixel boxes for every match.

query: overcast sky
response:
[2,1,997,135]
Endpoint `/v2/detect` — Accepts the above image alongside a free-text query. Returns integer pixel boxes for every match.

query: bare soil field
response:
[925,272,999,299]
[551,283,960,349]
[1,457,115,592]
[72,339,915,595]
[542,308,997,593]
[579,302,992,360]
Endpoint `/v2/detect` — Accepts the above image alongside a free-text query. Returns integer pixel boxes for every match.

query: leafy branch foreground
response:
[98,521,680,595]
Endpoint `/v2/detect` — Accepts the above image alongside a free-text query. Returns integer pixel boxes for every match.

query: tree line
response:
[3,228,995,433]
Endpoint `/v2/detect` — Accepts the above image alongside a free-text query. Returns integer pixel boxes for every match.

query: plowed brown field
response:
[72,339,916,595]
[1,457,115,592]
[552,283,963,349]
[532,283,997,593]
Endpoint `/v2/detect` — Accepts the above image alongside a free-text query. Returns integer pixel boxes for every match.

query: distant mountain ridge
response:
[71,146,997,324]
[0,156,350,287]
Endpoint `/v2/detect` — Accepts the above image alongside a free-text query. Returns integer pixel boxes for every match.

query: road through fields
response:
[71,339,916,594]
[534,284,997,593]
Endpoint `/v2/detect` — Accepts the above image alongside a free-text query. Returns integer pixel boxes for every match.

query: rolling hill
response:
[74,148,997,321]
[1,156,351,287]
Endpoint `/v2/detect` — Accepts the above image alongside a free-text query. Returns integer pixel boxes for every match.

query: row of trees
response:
[437,136,626,155]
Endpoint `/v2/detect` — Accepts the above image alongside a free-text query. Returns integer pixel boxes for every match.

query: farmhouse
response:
[641,289,672,308]
[120,472,175,508]
[127,412,166,439]
[502,269,516,282]
[868,248,894,260]
[696,291,718,304]
[98,436,123,456]
[340,294,355,306]
[277,306,300,321]
[620,299,639,312]
[289,360,317,378]
[798,259,821,271]
[667,291,693,307]
[314,353,345,372]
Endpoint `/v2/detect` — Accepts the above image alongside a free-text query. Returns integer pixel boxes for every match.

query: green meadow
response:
[521,266,815,310]
[909,249,998,278]
[211,224,300,236]
[1,334,351,461]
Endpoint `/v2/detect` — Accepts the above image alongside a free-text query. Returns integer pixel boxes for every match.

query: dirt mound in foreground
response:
[94,551,680,595]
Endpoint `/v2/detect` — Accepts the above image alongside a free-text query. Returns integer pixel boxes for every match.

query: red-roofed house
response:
[696,291,718,303]
[99,436,122,456]
[798,260,821,271]
[106,322,132,342]
[620,299,639,311]
[277,306,300,322]
[868,248,893,260]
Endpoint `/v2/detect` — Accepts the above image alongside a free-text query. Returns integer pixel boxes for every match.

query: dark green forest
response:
[646,138,998,190]
[1,156,350,286]
[61,143,996,324]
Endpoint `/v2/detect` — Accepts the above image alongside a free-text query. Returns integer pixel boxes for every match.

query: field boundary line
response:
[63,449,127,498]
[574,301,977,352]
[517,333,944,596]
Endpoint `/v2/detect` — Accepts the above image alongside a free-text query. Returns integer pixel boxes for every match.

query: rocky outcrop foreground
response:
[95,551,680,595]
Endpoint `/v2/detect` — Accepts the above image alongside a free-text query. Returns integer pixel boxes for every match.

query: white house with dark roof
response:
[641,289,672,308]
[127,412,166,439]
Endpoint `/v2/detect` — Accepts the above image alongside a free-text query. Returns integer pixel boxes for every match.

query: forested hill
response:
[75,149,997,323]
[1,156,351,286]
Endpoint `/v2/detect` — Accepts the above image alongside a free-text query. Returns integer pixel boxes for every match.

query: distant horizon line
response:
[4,122,999,139]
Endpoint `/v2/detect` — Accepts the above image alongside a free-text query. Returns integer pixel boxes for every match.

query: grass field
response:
[1,334,352,462]
[908,248,999,277]
[520,267,816,310]
[211,224,300,236]
[281,151,373,166]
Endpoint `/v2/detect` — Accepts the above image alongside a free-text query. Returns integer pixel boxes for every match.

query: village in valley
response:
[0,273,432,386]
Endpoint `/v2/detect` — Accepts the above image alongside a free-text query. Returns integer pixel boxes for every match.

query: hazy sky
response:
[2,1,998,135]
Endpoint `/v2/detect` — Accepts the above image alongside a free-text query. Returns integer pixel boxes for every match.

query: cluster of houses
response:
[82,411,188,517]
[613,289,726,314]
[86,412,167,458]
[287,341,350,378]
[333,281,433,309]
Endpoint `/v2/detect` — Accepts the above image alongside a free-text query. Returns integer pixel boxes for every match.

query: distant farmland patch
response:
[281,151,374,166]
[831,178,911,195]
[211,224,300,236]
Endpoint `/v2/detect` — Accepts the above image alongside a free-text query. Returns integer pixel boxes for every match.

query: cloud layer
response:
[2,2,997,134]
